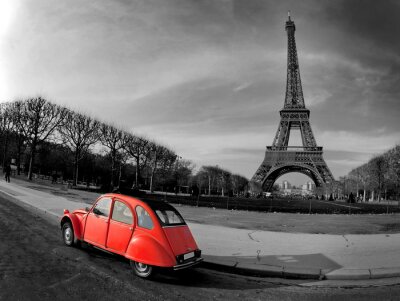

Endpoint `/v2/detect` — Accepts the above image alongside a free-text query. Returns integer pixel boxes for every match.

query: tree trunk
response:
[73,149,80,186]
[356,182,359,198]
[27,137,38,181]
[16,133,23,175]
[150,168,155,192]
[110,149,116,190]
[28,147,35,180]
[2,132,8,168]
[118,163,122,188]
[132,155,140,188]
[149,153,157,193]
[208,175,211,196]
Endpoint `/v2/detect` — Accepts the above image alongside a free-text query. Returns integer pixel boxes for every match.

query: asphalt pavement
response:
[1,178,400,283]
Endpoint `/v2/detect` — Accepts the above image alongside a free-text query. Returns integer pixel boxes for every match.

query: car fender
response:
[60,212,83,241]
[125,234,176,267]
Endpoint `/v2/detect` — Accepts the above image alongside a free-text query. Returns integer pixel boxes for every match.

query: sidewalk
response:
[1,179,400,282]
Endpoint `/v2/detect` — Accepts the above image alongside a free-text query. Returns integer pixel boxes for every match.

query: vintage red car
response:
[60,193,203,278]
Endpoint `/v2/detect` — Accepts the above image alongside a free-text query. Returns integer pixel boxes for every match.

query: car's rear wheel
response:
[130,260,154,278]
[62,222,75,247]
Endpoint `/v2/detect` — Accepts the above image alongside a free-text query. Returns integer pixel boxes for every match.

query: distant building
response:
[283,180,291,189]
[277,180,315,196]
[300,181,315,196]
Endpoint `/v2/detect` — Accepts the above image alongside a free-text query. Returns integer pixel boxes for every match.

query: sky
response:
[1,0,399,185]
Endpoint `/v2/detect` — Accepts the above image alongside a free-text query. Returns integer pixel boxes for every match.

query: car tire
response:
[62,221,75,247]
[130,260,154,278]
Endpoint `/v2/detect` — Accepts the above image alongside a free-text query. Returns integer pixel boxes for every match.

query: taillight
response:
[176,255,184,264]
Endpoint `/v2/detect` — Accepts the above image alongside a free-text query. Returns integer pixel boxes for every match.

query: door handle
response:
[129,227,133,231]
[105,220,109,223]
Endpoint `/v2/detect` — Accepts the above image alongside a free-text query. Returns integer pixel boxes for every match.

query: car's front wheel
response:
[130,260,154,278]
[62,222,75,247]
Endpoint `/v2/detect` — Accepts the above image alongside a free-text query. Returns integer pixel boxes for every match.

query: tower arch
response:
[260,163,323,191]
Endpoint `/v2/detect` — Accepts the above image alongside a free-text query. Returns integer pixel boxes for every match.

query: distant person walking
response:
[4,164,11,183]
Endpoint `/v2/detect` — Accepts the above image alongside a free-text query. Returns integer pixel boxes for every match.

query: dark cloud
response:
[3,0,400,180]
[325,0,400,54]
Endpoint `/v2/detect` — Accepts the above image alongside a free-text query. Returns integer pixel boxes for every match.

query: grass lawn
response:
[144,193,400,215]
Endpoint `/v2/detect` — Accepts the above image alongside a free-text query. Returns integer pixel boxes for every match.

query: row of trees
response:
[343,145,400,202]
[193,165,249,196]
[0,97,249,195]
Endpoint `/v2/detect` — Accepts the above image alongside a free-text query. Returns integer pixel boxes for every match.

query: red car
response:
[60,193,203,278]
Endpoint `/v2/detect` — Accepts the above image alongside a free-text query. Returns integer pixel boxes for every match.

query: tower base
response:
[251,146,334,192]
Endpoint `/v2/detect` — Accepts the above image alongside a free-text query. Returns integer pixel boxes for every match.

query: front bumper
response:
[173,257,203,271]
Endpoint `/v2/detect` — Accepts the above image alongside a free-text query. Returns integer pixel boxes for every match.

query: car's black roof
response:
[110,188,181,213]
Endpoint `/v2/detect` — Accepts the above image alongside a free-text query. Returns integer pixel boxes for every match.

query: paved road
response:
[2,193,400,301]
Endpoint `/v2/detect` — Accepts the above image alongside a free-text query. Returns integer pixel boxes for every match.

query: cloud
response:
[317,129,400,156]
[1,0,399,182]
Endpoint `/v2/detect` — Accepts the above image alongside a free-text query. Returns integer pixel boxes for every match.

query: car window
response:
[136,206,154,230]
[155,209,185,226]
[93,197,112,217]
[111,200,133,224]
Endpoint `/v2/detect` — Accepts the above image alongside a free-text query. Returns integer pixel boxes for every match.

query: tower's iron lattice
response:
[251,14,334,193]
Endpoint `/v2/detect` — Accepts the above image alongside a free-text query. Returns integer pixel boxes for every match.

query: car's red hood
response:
[163,225,198,256]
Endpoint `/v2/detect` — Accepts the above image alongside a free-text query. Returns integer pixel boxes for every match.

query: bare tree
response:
[368,155,388,202]
[195,165,237,196]
[58,110,100,186]
[15,97,66,180]
[100,123,126,189]
[385,145,400,201]
[231,174,249,196]
[0,102,15,169]
[124,133,150,188]
[356,165,369,202]
[193,168,209,195]
[148,143,175,192]
[9,101,27,175]
[173,159,194,190]
[157,149,177,191]
[198,166,220,195]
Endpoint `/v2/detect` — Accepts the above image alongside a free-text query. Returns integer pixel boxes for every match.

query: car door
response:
[106,199,135,254]
[84,197,112,247]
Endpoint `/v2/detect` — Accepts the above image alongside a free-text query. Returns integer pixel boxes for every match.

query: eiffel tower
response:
[250,13,334,193]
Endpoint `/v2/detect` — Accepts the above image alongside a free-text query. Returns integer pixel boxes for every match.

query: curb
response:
[202,255,323,280]
[202,255,400,281]
[325,268,400,280]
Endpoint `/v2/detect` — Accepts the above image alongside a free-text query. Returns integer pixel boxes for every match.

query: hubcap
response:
[64,227,72,244]
[135,262,148,272]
